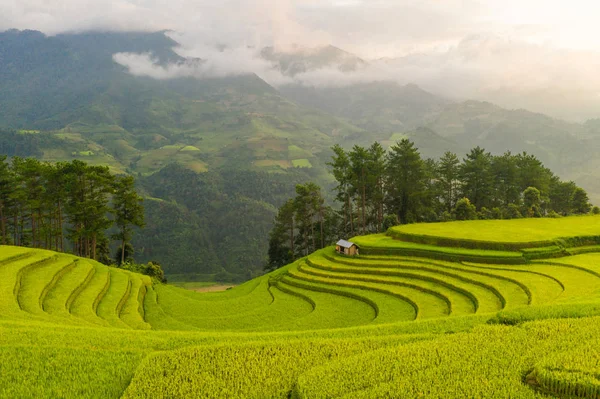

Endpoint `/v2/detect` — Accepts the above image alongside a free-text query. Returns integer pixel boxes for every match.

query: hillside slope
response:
[5,217,600,397]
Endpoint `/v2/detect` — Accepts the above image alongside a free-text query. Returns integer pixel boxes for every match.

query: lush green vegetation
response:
[268,140,591,270]
[5,29,600,283]
[0,156,144,265]
[393,215,600,244]
[5,216,600,397]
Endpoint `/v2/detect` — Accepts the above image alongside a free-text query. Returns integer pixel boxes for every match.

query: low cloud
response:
[113,47,292,85]
[113,33,600,121]
[5,0,600,120]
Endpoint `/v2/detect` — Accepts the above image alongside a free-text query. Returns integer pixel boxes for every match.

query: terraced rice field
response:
[5,216,600,398]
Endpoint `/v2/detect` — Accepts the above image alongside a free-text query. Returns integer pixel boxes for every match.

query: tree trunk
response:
[13,213,18,246]
[362,173,366,234]
[379,178,384,232]
[343,197,347,236]
[37,209,44,249]
[310,213,315,253]
[304,228,309,257]
[319,207,324,249]
[58,201,64,252]
[121,234,126,265]
[348,194,354,236]
[290,218,295,261]
[31,211,36,248]
[0,204,5,245]
[92,233,97,261]
[19,213,25,247]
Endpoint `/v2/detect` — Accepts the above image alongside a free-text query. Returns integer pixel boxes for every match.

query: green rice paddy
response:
[5,216,600,398]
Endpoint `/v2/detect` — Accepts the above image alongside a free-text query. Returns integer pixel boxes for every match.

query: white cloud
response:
[4,0,600,120]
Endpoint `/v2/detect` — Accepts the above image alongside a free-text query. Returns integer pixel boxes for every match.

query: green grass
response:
[291,159,313,168]
[390,215,600,246]
[70,263,111,326]
[95,269,133,329]
[169,281,218,290]
[320,250,527,309]
[301,260,476,316]
[288,262,448,320]
[18,256,78,318]
[7,216,600,398]
[287,145,311,159]
[179,145,200,152]
[353,234,527,264]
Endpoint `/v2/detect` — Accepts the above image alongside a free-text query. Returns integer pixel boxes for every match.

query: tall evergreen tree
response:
[548,178,578,215]
[385,139,425,224]
[0,156,13,245]
[436,151,461,213]
[349,146,370,234]
[460,147,493,210]
[367,142,386,232]
[491,152,521,207]
[572,187,591,214]
[516,152,553,194]
[266,199,295,271]
[327,145,354,236]
[112,175,145,265]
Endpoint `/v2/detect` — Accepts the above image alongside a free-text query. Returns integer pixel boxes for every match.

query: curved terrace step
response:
[42,259,95,322]
[299,261,476,315]
[0,251,61,317]
[95,269,133,329]
[18,256,78,317]
[318,252,509,312]
[287,263,449,319]
[279,276,383,325]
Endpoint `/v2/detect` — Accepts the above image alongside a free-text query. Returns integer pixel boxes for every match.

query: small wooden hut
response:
[335,240,360,256]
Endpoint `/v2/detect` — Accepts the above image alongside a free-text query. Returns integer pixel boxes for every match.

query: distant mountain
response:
[0,30,363,176]
[0,29,367,280]
[261,44,367,76]
[280,82,450,134]
[3,29,600,279]
[0,29,181,130]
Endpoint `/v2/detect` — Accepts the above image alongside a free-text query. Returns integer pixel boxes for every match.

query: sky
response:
[2,0,600,120]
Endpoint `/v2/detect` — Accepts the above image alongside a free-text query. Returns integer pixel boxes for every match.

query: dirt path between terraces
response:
[192,285,236,293]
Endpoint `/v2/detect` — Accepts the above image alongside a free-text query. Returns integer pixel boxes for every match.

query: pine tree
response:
[266,199,295,271]
[385,139,426,224]
[327,145,354,236]
[112,175,145,265]
[0,156,13,245]
[437,151,461,212]
[460,147,493,210]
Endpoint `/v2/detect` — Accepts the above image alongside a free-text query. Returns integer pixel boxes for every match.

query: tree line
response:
[267,139,593,270]
[0,156,145,265]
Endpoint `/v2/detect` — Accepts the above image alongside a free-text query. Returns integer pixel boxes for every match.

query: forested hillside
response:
[1,29,600,281]
[267,140,592,270]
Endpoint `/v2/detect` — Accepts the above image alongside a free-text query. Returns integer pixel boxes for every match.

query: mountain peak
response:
[261,44,367,76]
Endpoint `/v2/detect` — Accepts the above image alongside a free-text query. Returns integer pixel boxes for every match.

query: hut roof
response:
[336,239,358,249]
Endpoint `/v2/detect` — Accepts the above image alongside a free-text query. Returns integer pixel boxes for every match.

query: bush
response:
[478,207,493,220]
[440,211,454,222]
[491,207,503,219]
[547,210,562,218]
[454,198,477,221]
[504,204,522,219]
[117,261,167,283]
[382,214,400,231]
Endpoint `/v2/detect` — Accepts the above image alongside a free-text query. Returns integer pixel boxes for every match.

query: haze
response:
[3,0,600,121]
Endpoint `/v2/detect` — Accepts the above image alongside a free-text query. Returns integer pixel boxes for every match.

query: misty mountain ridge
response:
[3,28,600,279]
[261,44,368,76]
[1,29,598,180]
